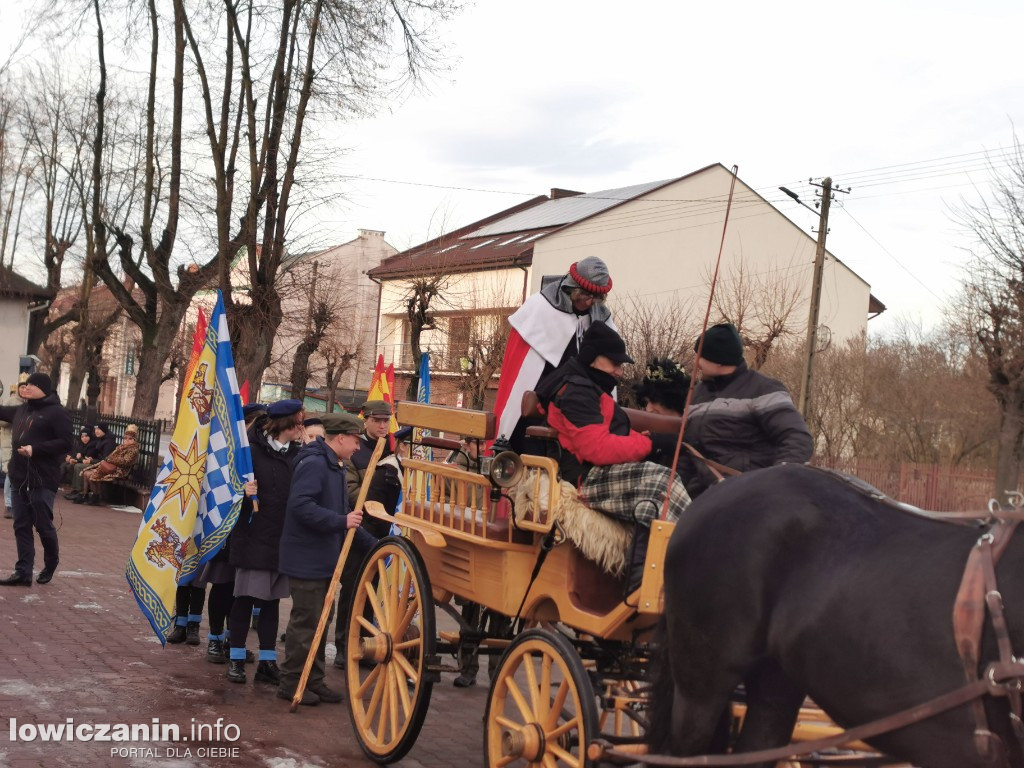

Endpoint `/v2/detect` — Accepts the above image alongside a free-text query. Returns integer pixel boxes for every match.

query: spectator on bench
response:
[75,424,141,505]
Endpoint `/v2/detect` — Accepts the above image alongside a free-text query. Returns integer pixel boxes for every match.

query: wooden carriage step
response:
[438,630,511,648]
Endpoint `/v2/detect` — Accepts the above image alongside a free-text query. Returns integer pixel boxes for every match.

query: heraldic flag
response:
[126,292,253,642]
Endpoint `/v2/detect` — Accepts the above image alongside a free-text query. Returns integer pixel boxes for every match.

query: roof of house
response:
[368,195,550,279]
[0,267,51,300]
[468,178,677,237]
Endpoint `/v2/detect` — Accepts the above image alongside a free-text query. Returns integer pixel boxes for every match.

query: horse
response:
[647,463,1024,768]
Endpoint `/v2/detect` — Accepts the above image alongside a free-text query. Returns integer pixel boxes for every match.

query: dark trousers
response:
[11,484,59,578]
[229,596,280,651]
[280,577,333,692]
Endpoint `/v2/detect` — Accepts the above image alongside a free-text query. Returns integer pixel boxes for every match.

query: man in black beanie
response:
[684,323,812,498]
[0,372,72,585]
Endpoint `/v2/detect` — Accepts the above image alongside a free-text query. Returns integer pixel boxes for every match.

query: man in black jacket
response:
[684,323,813,498]
[0,373,72,586]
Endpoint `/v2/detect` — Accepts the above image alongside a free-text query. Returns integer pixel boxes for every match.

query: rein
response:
[660,165,739,521]
[593,508,1024,767]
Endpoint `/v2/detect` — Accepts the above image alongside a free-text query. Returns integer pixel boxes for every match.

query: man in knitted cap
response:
[0,372,72,585]
[684,323,812,498]
[492,256,615,451]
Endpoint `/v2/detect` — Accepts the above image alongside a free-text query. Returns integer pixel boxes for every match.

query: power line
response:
[839,207,946,303]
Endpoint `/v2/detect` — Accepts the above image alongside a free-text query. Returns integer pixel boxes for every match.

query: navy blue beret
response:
[242,403,268,417]
[267,399,303,418]
[394,426,413,441]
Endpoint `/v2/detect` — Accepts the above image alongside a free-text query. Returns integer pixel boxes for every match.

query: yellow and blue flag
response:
[125,291,253,642]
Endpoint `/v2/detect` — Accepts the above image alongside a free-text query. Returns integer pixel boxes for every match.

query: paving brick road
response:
[0,496,489,768]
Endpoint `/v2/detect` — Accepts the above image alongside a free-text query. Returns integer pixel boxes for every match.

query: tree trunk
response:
[289,341,315,401]
[131,304,188,419]
[993,404,1024,504]
[229,288,283,394]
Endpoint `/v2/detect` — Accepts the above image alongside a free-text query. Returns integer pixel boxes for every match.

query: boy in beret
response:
[684,323,812,498]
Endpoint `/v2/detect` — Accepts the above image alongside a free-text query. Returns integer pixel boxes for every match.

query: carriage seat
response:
[521,391,559,440]
[407,499,533,545]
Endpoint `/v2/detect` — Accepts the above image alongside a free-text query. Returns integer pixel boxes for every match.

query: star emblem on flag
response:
[162,435,207,515]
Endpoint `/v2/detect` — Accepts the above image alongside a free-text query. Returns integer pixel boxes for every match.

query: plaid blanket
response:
[579,461,689,525]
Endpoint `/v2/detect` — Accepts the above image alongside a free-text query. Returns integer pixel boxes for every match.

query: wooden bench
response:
[68,410,164,508]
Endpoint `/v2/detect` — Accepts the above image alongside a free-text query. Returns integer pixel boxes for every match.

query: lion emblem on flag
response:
[145,516,188,570]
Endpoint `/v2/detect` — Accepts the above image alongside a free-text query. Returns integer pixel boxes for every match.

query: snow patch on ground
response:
[264,751,327,768]
[73,602,105,611]
[110,505,143,515]
[59,570,106,578]
[20,594,40,603]
[0,680,63,709]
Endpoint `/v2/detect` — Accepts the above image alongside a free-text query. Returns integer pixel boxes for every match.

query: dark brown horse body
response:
[649,464,1024,768]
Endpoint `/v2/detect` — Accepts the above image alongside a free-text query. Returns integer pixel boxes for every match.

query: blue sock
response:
[258,649,276,662]
[175,616,188,627]
[187,614,202,624]
[252,607,261,617]
[229,647,247,661]
[208,633,225,642]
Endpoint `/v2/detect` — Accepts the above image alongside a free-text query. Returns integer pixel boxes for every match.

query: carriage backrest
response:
[396,401,496,440]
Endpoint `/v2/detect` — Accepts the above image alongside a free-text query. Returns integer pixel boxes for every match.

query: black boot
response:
[627,525,651,593]
[226,659,246,683]
[206,638,226,664]
[254,660,280,685]
[167,624,187,644]
[185,621,201,646]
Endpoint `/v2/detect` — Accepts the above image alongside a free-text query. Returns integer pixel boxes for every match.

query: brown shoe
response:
[277,687,320,706]
[307,682,343,703]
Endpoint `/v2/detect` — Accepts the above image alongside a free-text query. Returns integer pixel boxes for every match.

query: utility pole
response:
[797,177,848,422]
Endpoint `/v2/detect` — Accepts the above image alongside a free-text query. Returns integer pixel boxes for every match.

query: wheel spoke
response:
[396,564,413,621]
[524,651,541,717]
[387,663,400,743]
[355,663,382,698]
[356,615,382,636]
[546,678,571,730]
[495,714,523,730]
[364,580,387,627]
[505,675,535,723]
[387,557,401,627]
[392,638,421,651]
[546,717,579,741]
[392,648,419,683]
[540,653,552,724]
[495,755,519,768]
[548,742,580,767]
[377,559,392,627]
[376,664,392,744]
[394,660,412,719]
[363,665,388,733]
[393,597,420,642]
[542,754,559,768]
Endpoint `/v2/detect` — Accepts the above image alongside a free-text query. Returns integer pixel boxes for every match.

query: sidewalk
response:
[0,495,489,768]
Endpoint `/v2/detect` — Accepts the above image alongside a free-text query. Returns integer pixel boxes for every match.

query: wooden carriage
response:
[339,401,868,767]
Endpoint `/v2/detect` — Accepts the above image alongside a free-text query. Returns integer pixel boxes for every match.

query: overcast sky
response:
[4,0,1023,335]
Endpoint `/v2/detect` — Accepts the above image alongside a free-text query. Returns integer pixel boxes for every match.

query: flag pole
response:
[290,436,386,712]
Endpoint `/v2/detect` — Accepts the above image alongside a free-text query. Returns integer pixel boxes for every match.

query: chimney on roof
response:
[359,229,385,238]
[550,188,584,200]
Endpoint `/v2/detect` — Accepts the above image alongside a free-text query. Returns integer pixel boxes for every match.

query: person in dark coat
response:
[0,373,72,586]
[277,411,375,706]
[225,398,304,686]
[344,399,393,507]
[683,322,813,498]
[537,323,690,588]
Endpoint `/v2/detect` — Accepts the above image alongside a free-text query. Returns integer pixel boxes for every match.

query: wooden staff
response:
[291,435,386,712]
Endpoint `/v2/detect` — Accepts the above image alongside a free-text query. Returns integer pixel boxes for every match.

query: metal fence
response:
[813,459,1012,511]
[69,409,165,491]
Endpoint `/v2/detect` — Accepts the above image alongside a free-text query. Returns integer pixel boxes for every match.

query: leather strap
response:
[681,442,741,482]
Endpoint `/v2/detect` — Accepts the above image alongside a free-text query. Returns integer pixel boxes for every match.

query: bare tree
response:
[709,256,805,370]
[613,293,701,407]
[951,136,1024,500]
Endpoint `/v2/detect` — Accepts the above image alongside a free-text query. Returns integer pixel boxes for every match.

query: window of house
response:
[447,316,472,370]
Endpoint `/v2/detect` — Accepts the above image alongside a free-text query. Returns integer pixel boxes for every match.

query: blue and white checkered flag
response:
[179,296,253,582]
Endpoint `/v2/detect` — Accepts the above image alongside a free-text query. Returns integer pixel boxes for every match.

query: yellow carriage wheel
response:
[596,678,648,740]
[485,628,598,768]
[345,537,435,764]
